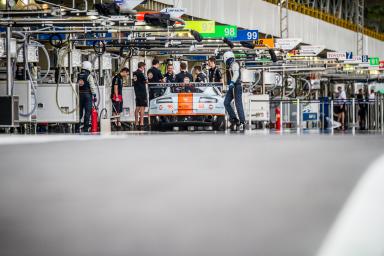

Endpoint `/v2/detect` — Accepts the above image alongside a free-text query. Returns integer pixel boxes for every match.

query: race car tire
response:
[213,116,226,131]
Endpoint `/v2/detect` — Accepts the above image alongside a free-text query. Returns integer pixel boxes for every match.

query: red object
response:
[275,107,281,130]
[91,107,99,133]
[113,95,123,102]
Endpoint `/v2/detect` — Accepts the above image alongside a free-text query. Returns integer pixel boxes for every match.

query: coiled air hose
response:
[56,47,79,114]
[16,40,51,117]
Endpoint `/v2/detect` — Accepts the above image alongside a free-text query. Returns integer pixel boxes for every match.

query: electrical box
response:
[17,45,39,63]
[0,96,19,127]
[0,38,17,58]
[90,53,112,70]
[241,69,256,83]
[36,84,78,123]
[263,72,282,87]
[58,49,82,67]
[0,81,35,122]
[120,87,136,122]
[95,85,112,118]
[243,94,270,122]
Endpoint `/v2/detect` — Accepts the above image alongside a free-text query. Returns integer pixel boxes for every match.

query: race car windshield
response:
[170,85,204,93]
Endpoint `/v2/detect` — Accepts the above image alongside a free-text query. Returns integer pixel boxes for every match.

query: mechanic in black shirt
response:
[163,63,176,83]
[208,57,223,83]
[133,62,147,130]
[147,59,164,100]
[111,67,129,130]
[194,65,207,83]
[175,62,193,83]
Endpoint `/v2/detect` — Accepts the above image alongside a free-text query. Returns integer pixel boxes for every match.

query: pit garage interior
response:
[0,1,384,256]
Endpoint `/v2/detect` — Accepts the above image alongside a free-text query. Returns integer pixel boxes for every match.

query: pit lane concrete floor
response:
[0,132,383,256]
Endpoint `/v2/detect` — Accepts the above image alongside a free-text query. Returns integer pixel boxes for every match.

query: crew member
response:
[194,66,207,83]
[223,51,245,131]
[175,62,193,83]
[133,62,147,130]
[147,59,164,100]
[357,88,366,130]
[164,63,176,83]
[336,86,347,130]
[208,57,223,83]
[78,61,96,132]
[111,67,129,130]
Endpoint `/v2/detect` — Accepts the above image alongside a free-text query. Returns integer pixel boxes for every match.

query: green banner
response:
[201,25,237,39]
[370,57,380,66]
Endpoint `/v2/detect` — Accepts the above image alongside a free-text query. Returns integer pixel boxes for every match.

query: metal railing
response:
[247,95,384,132]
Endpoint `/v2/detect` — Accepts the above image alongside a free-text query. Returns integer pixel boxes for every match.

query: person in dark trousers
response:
[175,62,193,83]
[163,63,176,83]
[223,51,245,131]
[133,62,147,130]
[147,59,164,100]
[78,61,96,132]
[357,88,366,130]
[208,57,223,83]
[194,65,207,83]
[111,67,129,130]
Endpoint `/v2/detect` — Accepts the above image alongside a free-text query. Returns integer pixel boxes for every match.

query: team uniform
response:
[147,67,164,100]
[175,71,194,83]
[111,74,124,114]
[164,72,176,83]
[208,66,222,83]
[77,69,96,131]
[133,69,148,107]
[195,72,207,83]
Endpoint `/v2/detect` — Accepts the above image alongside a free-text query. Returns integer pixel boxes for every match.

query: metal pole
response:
[376,94,379,130]
[331,100,334,134]
[248,98,252,131]
[380,95,384,131]
[322,101,325,130]
[262,70,265,95]
[297,99,300,133]
[352,98,355,134]
[368,99,370,130]
[6,26,12,96]
[280,100,283,132]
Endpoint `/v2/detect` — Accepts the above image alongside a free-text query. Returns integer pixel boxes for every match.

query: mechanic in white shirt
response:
[336,86,347,130]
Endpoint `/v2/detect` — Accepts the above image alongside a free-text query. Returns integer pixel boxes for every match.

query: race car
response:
[149,83,226,131]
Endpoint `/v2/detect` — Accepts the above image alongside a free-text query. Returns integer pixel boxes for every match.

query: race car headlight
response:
[156,97,173,104]
[199,97,218,103]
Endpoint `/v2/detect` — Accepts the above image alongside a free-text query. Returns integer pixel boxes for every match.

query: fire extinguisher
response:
[275,107,281,130]
[91,102,99,133]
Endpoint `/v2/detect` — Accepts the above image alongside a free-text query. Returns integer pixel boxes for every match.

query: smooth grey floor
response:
[0,133,383,256]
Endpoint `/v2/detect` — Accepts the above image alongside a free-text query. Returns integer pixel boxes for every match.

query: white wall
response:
[157,0,384,58]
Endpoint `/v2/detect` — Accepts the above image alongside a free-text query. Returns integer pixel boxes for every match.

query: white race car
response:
[149,83,226,130]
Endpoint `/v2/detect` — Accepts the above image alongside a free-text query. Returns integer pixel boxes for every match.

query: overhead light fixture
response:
[268,49,278,62]
[191,30,203,42]
[240,41,255,49]
[223,38,234,49]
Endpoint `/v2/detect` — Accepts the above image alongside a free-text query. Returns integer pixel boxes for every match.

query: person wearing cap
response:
[77,61,97,132]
